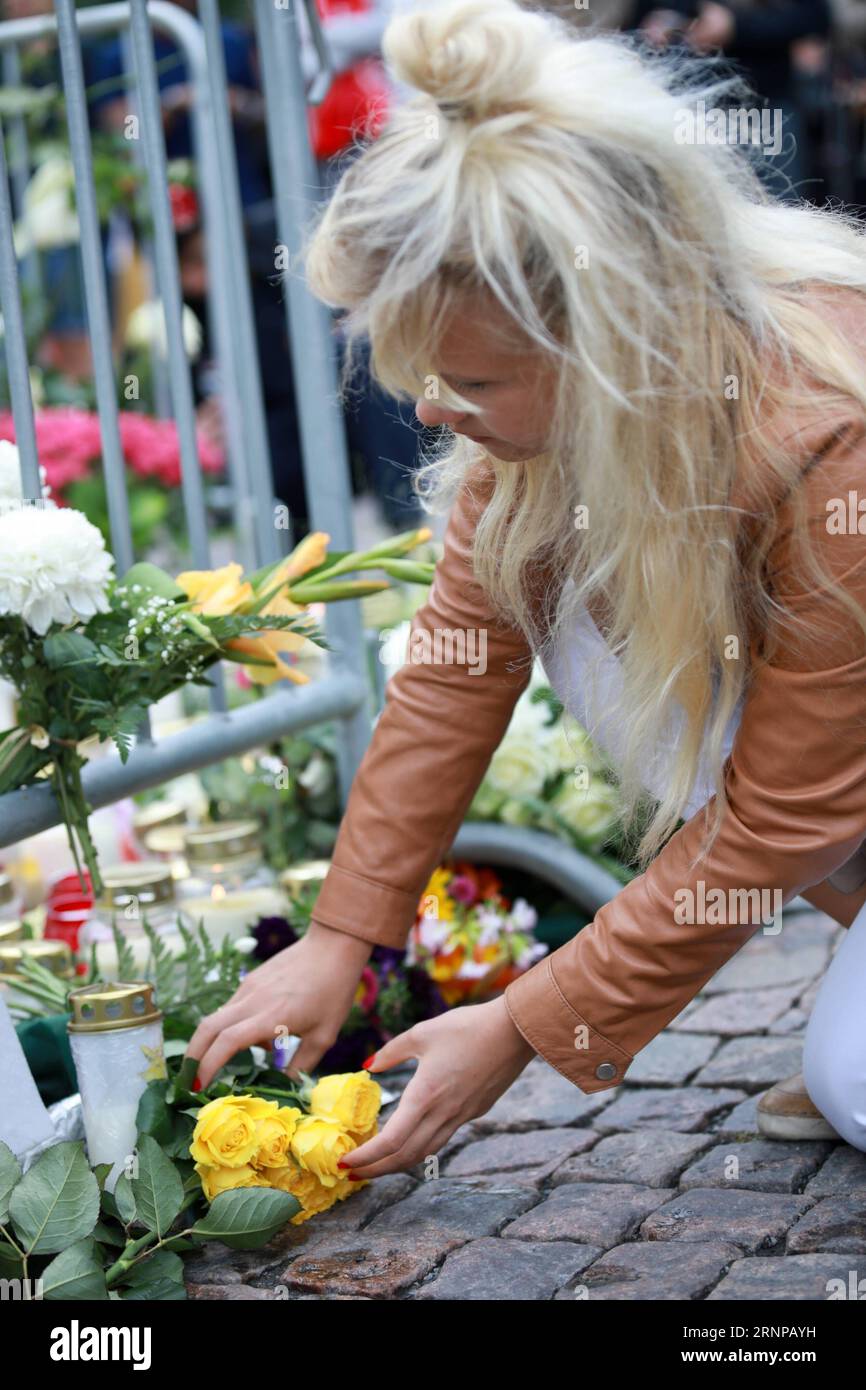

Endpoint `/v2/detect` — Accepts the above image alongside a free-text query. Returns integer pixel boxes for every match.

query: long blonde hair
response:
[302,0,866,872]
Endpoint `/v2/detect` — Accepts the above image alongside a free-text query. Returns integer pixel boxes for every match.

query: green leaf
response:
[159,1235,196,1253]
[110,919,138,984]
[187,1187,300,1249]
[91,1220,125,1247]
[0,1140,22,1223]
[136,1080,173,1146]
[118,562,185,603]
[119,1277,187,1301]
[0,1240,24,1277]
[8,1142,100,1255]
[91,1163,113,1193]
[41,1237,108,1300]
[162,1112,196,1162]
[130,1135,183,1239]
[120,1249,184,1289]
[43,630,99,664]
[113,1173,136,1225]
[172,1054,201,1099]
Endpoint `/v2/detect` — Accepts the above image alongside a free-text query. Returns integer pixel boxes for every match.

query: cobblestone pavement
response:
[184,910,866,1301]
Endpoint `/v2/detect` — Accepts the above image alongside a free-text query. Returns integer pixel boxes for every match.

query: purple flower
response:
[251,916,298,961]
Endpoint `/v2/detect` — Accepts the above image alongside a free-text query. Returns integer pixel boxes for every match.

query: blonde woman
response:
[188,0,866,1176]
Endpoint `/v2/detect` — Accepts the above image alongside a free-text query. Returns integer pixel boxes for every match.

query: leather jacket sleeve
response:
[308,459,534,948]
[504,410,866,1093]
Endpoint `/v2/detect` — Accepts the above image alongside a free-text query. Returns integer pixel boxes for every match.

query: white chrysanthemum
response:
[0,505,114,635]
[125,300,202,359]
[13,155,79,256]
[0,440,50,502]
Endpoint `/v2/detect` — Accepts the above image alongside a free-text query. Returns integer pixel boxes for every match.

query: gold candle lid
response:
[279,859,331,899]
[133,800,187,834]
[67,980,162,1034]
[141,825,188,856]
[184,820,261,864]
[97,862,176,909]
[0,919,24,945]
[0,872,15,906]
[0,939,74,978]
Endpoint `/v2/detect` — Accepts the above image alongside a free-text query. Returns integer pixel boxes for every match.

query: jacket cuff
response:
[309,861,419,949]
[504,956,634,1094]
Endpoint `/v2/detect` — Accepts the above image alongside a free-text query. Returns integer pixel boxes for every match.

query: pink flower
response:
[449,874,478,906]
[0,408,224,500]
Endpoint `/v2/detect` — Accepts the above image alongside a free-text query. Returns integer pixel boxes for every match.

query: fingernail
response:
[337,1159,349,1168]
[347,1172,363,1181]
[192,1077,202,1092]
[362,1053,376,1069]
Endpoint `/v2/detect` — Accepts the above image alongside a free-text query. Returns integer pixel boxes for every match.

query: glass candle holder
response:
[0,939,75,1016]
[67,980,167,1192]
[279,859,332,909]
[0,871,24,923]
[78,863,186,980]
[132,800,191,887]
[178,820,286,943]
[0,920,24,947]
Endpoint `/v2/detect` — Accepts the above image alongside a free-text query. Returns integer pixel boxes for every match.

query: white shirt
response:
[541,577,746,819]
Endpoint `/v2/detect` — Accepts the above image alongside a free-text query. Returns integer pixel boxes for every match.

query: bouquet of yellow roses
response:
[189,1072,381,1225]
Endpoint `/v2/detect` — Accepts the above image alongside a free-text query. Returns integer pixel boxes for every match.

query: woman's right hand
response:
[184,921,374,1089]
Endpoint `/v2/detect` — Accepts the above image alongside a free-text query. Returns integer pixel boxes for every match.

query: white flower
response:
[487,731,557,800]
[416,914,450,954]
[297,749,333,798]
[508,897,539,933]
[515,941,548,970]
[456,957,495,980]
[0,505,114,635]
[0,441,49,503]
[29,724,50,749]
[125,300,202,359]
[13,156,79,256]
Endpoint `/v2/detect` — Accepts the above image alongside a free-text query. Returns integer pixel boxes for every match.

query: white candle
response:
[179,886,290,944]
[67,983,167,1193]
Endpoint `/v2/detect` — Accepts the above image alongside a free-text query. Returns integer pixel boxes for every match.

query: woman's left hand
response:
[339,996,537,1179]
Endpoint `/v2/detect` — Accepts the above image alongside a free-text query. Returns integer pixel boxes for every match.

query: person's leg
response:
[801,896,866,1151]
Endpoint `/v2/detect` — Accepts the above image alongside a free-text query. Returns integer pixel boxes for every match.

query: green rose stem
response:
[51,741,104,897]
[104,1189,201,1288]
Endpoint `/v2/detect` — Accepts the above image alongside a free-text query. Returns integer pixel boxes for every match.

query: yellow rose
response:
[194,1161,269,1202]
[290,1116,357,1188]
[251,1105,302,1170]
[260,1161,341,1224]
[308,1072,381,1134]
[190,1094,280,1169]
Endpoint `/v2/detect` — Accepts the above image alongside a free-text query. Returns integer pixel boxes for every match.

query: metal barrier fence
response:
[0,0,372,848]
[0,1,821,922]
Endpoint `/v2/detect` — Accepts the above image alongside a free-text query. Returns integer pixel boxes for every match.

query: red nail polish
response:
[192,1077,202,1092]
[337,1159,349,1168]
[362,1053,376,1069]
[347,1173,363,1181]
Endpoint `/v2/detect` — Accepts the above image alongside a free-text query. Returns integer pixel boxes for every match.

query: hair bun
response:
[383,0,547,123]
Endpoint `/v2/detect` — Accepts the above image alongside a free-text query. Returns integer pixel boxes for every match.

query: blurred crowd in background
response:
[2,0,866,543]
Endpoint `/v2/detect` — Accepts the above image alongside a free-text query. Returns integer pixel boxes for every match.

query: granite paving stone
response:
[410,1237,603,1300]
[549,1129,715,1188]
[554,1240,744,1300]
[640,1186,814,1251]
[501,1182,675,1246]
[182,908,861,1301]
[678,1140,834,1193]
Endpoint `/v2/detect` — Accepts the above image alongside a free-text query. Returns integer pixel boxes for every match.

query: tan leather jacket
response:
[310,289,866,1095]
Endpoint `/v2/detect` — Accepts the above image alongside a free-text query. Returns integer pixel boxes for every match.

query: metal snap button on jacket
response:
[595,1062,617,1080]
